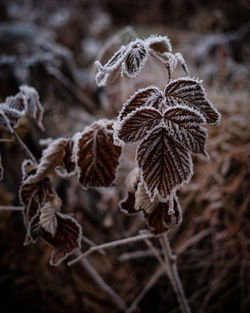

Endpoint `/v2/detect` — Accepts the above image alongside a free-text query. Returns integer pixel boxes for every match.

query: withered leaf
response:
[164,78,220,125]
[19,85,45,130]
[122,41,148,78]
[136,126,193,201]
[118,86,164,121]
[25,138,68,184]
[56,138,76,177]
[20,177,54,243]
[75,120,122,188]
[0,104,23,133]
[115,107,162,144]
[41,212,82,266]
[147,35,172,54]
[119,192,138,215]
[144,196,182,234]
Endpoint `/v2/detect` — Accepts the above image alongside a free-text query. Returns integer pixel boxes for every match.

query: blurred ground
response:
[0,1,250,313]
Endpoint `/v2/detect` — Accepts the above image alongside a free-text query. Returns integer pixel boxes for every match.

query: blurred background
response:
[0,0,249,312]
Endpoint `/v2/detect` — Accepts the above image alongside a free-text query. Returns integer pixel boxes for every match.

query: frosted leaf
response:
[119,192,138,215]
[136,126,193,201]
[19,85,45,130]
[125,167,140,193]
[19,177,54,243]
[5,94,25,112]
[0,154,3,181]
[147,35,172,53]
[40,202,58,236]
[74,120,122,188]
[56,138,76,177]
[41,212,82,266]
[25,138,68,184]
[175,52,189,76]
[0,104,24,133]
[95,45,129,86]
[164,78,221,125]
[135,181,158,214]
[144,196,182,234]
[118,86,164,121]
[115,107,162,144]
[122,40,149,78]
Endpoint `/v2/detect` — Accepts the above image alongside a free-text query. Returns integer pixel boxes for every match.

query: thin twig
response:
[0,138,14,143]
[160,234,192,313]
[0,205,24,211]
[68,233,155,266]
[78,254,127,311]
[126,266,164,313]
[13,130,37,163]
[81,234,106,256]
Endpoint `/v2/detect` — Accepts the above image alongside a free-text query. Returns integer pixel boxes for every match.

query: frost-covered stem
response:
[68,233,155,266]
[159,234,192,313]
[0,205,24,211]
[0,138,14,143]
[79,255,127,311]
[13,130,37,163]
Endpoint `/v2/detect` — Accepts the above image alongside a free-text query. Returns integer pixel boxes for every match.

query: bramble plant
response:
[0,34,220,313]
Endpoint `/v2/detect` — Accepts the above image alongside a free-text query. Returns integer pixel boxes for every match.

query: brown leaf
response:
[115,107,162,144]
[56,138,76,177]
[122,41,148,78]
[164,78,220,125]
[25,138,68,184]
[118,86,164,121]
[75,120,122,188]
[147,35,172,54]
[41,212,82,266]
[20,177,54,243]
[119,192,138,215]
[19,85,45,130]
[136,126,193,201]
[144,196,182,234]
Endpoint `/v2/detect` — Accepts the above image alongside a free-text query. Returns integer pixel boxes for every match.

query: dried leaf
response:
[136,126,193,201]
[118,86,164,121]
[5,94,25,111]
[56,138,76,177]
[25,138,68,184]
[175,52,189,75]
[122,40,148,78]
[19,85,45,130]
[20,177,54,243]
[41,212,82,266]
[74,120,122,188]
[0,104,23,133]
[164,78,221,125]
[125,167,140,193]
[147,35,172,54]
[144,196,182,234]
[119,192,137,215]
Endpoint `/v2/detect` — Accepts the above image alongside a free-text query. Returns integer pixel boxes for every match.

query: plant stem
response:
[13,130,37,163]
[68,233,155,266]
[0,205,24,211]
[159,234,192,313]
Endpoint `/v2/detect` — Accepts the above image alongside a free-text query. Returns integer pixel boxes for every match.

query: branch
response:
[13,130,37,163]
[68,232,155,266]
[159,234,192,313]
[0,205,24,211]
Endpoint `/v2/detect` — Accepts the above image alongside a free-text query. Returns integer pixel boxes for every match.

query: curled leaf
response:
[74,120,122,188]
[122,40,149,78]
[119,192,137,215]
[41,212,82,266]
[136,126,193,201]
[19,85,45,130]
[147,35,172,54]
[56,138,76,177]
[0,104,24,133]
[164,78,221,125]
[25,138,68,184]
